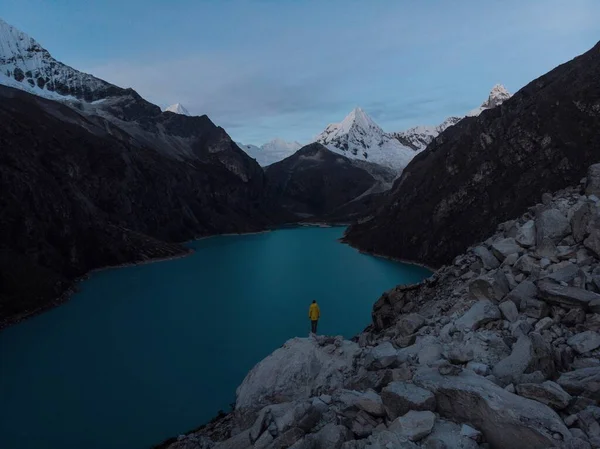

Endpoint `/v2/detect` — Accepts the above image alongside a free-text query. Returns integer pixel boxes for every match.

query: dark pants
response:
[311,320,318,334]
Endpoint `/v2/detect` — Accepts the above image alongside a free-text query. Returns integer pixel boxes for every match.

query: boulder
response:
[499,300,519,322]
[516,220,536,247]
[381,382,436,420]
[311,424,351,449]
[537,280,600,310]
[506,280,538,304]
[235,337,359,411]
[557,367,600,400]
[586,163,600,196]
[268,427,305,449]
[571,202,593,243]
[536,209,571,245]
[492,333,555,384]
[460,424,483,442]
[414,368,571,449]
[366,342,399,370]
[389,410,436,442]
[534,317,554,332]
[351,410,379,438]
[355,390,386,417]
[514,255,537,274]
[584,229,600,258]
[466,362,490,376]
[491,238,522,261]
[546,263,580,283]
[421,420,479,449]
[567,331,600,354]
[520,297,549,319]
[515,381,572,410]
[473,246,500,269]
[396,314,426,337]
[563,308,587,326]
[468,270,510,302]
[537,239,560,262]
[365,430,417,449]
[455,300,501,330]
[445,346,474,364]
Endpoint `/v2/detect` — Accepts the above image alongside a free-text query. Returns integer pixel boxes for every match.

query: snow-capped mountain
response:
[314,107,415,170]
[237,138,303,166]
[165,103,190,115]
[391,84,512,152]
[0,18,124,103]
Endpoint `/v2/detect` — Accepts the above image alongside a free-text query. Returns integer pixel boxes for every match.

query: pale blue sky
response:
[3,0,600,145]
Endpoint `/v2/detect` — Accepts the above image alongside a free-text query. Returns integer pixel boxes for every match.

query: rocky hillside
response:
[265,143,395,221]
[0,85,281,325]
[345,41,600,268]
[164,165,600,449]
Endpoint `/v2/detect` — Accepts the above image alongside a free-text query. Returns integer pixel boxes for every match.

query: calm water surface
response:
[0,227,431,449]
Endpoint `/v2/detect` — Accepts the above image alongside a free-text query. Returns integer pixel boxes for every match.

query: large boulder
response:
[468,270,510,302]
[414,368,571,449]
[516,220,536,248]
[388,410,436,442]
[396,314,426,337]
[235,338,359,411]
[366,342,399,370]
[536,209,571,245]
[472,246,500,269]
[499,300,519,322]
[381,382,436,420]
[491,238,522,262]
[538,280,600,310]
[557,367,600,400]
[421,420,479,449]
[515,381,572,410]
[492,333,555,384]
[455,300,501,330]
[586,163,600,196]
[506,280,538,304]
[567,331,600,354]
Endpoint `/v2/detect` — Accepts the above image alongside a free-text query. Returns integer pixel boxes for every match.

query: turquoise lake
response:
[0,227,431,449]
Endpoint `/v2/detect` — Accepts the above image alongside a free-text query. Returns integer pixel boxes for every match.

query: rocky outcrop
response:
[165,168,600,449]
[344,40,600,267]
[0,85,283,324]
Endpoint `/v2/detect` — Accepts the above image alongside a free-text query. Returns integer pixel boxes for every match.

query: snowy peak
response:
[237,138,303,167]
[0,18,48,62]
[482,84,511,109]
[165,103,190,115]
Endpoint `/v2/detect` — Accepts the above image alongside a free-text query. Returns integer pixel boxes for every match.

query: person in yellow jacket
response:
[309,300,320,334]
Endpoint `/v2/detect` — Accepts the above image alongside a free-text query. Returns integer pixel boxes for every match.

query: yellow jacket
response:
[309,303,320,321]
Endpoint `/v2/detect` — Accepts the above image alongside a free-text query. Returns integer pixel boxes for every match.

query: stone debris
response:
[168,166,600,449]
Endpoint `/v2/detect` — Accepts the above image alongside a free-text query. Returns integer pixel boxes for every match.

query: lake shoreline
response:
[0,229,277,332]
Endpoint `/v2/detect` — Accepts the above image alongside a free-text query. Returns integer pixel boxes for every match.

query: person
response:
[309,300,320,334]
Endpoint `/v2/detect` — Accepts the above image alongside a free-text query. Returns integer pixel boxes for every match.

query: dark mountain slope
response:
[0,86,279,323]
[265,143,393,219]
[344,41,600,267]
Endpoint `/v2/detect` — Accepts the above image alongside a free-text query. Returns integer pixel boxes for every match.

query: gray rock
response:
[567,331,600,354]
[518,371,547,384]
[535,317,554,332]
[546,263,580,283]
[311,424,352,449]
[563,308,587,326]
[445,346,474,364]
[422,420,479,449]
[507,280,538,304]
[572,358,600,369]
[537,238,559,261]
[515,255,538,274]
[395,334,417,348]
[516,381,572,410]
[460,424,482,442]
[418,344,443,366]
[586,164,600,197]
[438,362,462,376]
[557,367,600,400]
[473,246,500,269]
[367,342,398,370]
[536,209,571,245]
[389,410,436,442]
[396,314,426,337]
[466,362,490,376]
[468,270,510,302]
[492,333,555,384]
[520,297,550,319]
[351,410,379,438]
[516,220,536,247]
[511,319,533,338]
[584,229,600,258]
[540,258,552,269]
[505,383,516,393]
[455,300,501,330]
[414,368,571,449]
[491,238,522,262]
[381,382,436,420]
[538,280,600,310]
[503,252,520,267]
[366,430,417,448]
[499,300,519,322]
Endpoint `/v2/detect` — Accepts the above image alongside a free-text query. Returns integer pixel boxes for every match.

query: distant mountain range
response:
[238,85,512,169]
[165,103,190,115]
